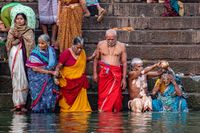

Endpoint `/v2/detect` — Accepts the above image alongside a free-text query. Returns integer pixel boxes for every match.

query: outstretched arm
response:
[147,69,164,78]
[142,62,159,75]
[87,49,96,61]
[31,66,54,75]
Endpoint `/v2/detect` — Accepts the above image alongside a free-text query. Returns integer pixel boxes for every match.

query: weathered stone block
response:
[126,45,200,60]
[0,61,10,76]
[83,30,199,44]
[0,93,13,110]
[0,76,12,93]
[113,3,200,17]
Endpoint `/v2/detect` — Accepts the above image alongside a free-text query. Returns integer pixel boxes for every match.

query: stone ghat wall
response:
[0,0,200,111]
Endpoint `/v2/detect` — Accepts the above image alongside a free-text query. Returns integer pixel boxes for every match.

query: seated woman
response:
[26,34,59,113]
[6,13,35,112]
[151,72,188,112]
[54,36,92,112]
[0,2,36,32]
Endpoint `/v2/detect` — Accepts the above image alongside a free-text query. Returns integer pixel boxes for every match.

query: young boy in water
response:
[128,58,163,113]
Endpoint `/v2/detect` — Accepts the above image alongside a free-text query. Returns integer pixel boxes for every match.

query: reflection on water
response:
[9,113,27,132]
[95,112,123,132]
[28,113,58,132]
[59,112,91,133]
[128,112,152,133]
[1,111,200,132]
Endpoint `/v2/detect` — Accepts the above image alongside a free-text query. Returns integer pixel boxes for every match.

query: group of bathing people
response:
[5,11,188,113]
[0,0,188,113]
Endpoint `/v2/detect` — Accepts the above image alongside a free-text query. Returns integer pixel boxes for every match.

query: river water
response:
[0,111,200,133]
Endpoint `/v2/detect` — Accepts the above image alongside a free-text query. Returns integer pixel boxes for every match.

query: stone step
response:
[112,3,200,17]
[33,29,200,45]
[1,59,200,76]
[83,17,200,30]
[0,75,12,93]
[85,44,200,60]
[0,92,200,111]
[1,2,200,17]
[82,30,200,44]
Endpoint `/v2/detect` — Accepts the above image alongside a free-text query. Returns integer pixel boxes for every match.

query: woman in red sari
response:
[54,37,92,112]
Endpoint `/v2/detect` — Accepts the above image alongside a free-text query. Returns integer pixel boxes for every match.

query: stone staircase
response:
[0,0,200,111]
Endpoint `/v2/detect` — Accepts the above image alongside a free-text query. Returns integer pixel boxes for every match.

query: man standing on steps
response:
[93,29,127,112]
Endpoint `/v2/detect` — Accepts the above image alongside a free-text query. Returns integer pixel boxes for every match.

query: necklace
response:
[107,42,117,55]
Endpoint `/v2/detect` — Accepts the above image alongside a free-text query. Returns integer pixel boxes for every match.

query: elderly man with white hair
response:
[93,29,127,112]
[128,58,163,113]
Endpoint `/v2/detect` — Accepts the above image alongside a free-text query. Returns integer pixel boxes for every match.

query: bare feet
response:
[84,11,91,17]
[97,9,106,22]
[21,107,27,113]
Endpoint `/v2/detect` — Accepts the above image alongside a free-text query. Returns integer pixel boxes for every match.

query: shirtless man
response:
[128,58,162,113]
[93,29,127,112]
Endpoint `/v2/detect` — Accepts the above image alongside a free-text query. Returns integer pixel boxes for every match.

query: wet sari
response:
[26,46,59,113]
[152,78,188,112]
[98,62,123,112]
[58,49,92,112]
[6,24,35,109]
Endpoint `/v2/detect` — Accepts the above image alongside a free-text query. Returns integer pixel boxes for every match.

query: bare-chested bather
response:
[93,29,127,112]
[128,58,163,113]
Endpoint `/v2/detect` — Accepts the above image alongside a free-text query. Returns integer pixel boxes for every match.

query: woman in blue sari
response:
[26,34,59,113]
[151,73,188,112]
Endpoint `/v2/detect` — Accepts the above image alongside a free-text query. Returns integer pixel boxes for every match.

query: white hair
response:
[105,29,117,36]
[38,34,50,45]
[131,58,143,68]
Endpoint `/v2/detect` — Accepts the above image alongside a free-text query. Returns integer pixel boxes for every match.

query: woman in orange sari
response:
[54,36,92,112]
[57,0,90,52]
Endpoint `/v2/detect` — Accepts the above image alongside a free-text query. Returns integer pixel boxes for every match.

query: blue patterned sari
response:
[27,46,58,113]
[152,79,188,112]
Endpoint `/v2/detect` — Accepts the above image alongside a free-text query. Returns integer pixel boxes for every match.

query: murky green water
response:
[0,111,200,133]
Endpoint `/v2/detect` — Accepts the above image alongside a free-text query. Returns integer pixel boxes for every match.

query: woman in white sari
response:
[6,13,35,112]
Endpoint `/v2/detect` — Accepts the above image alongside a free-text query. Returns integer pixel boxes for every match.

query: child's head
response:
[38,34,50,50]
[131,58,143,71]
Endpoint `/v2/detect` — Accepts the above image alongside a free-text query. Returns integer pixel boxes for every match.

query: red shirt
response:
[59,49,76,66]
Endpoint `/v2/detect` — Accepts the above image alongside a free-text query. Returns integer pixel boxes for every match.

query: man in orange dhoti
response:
[93,29,127,112]
[54,37,91,112]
